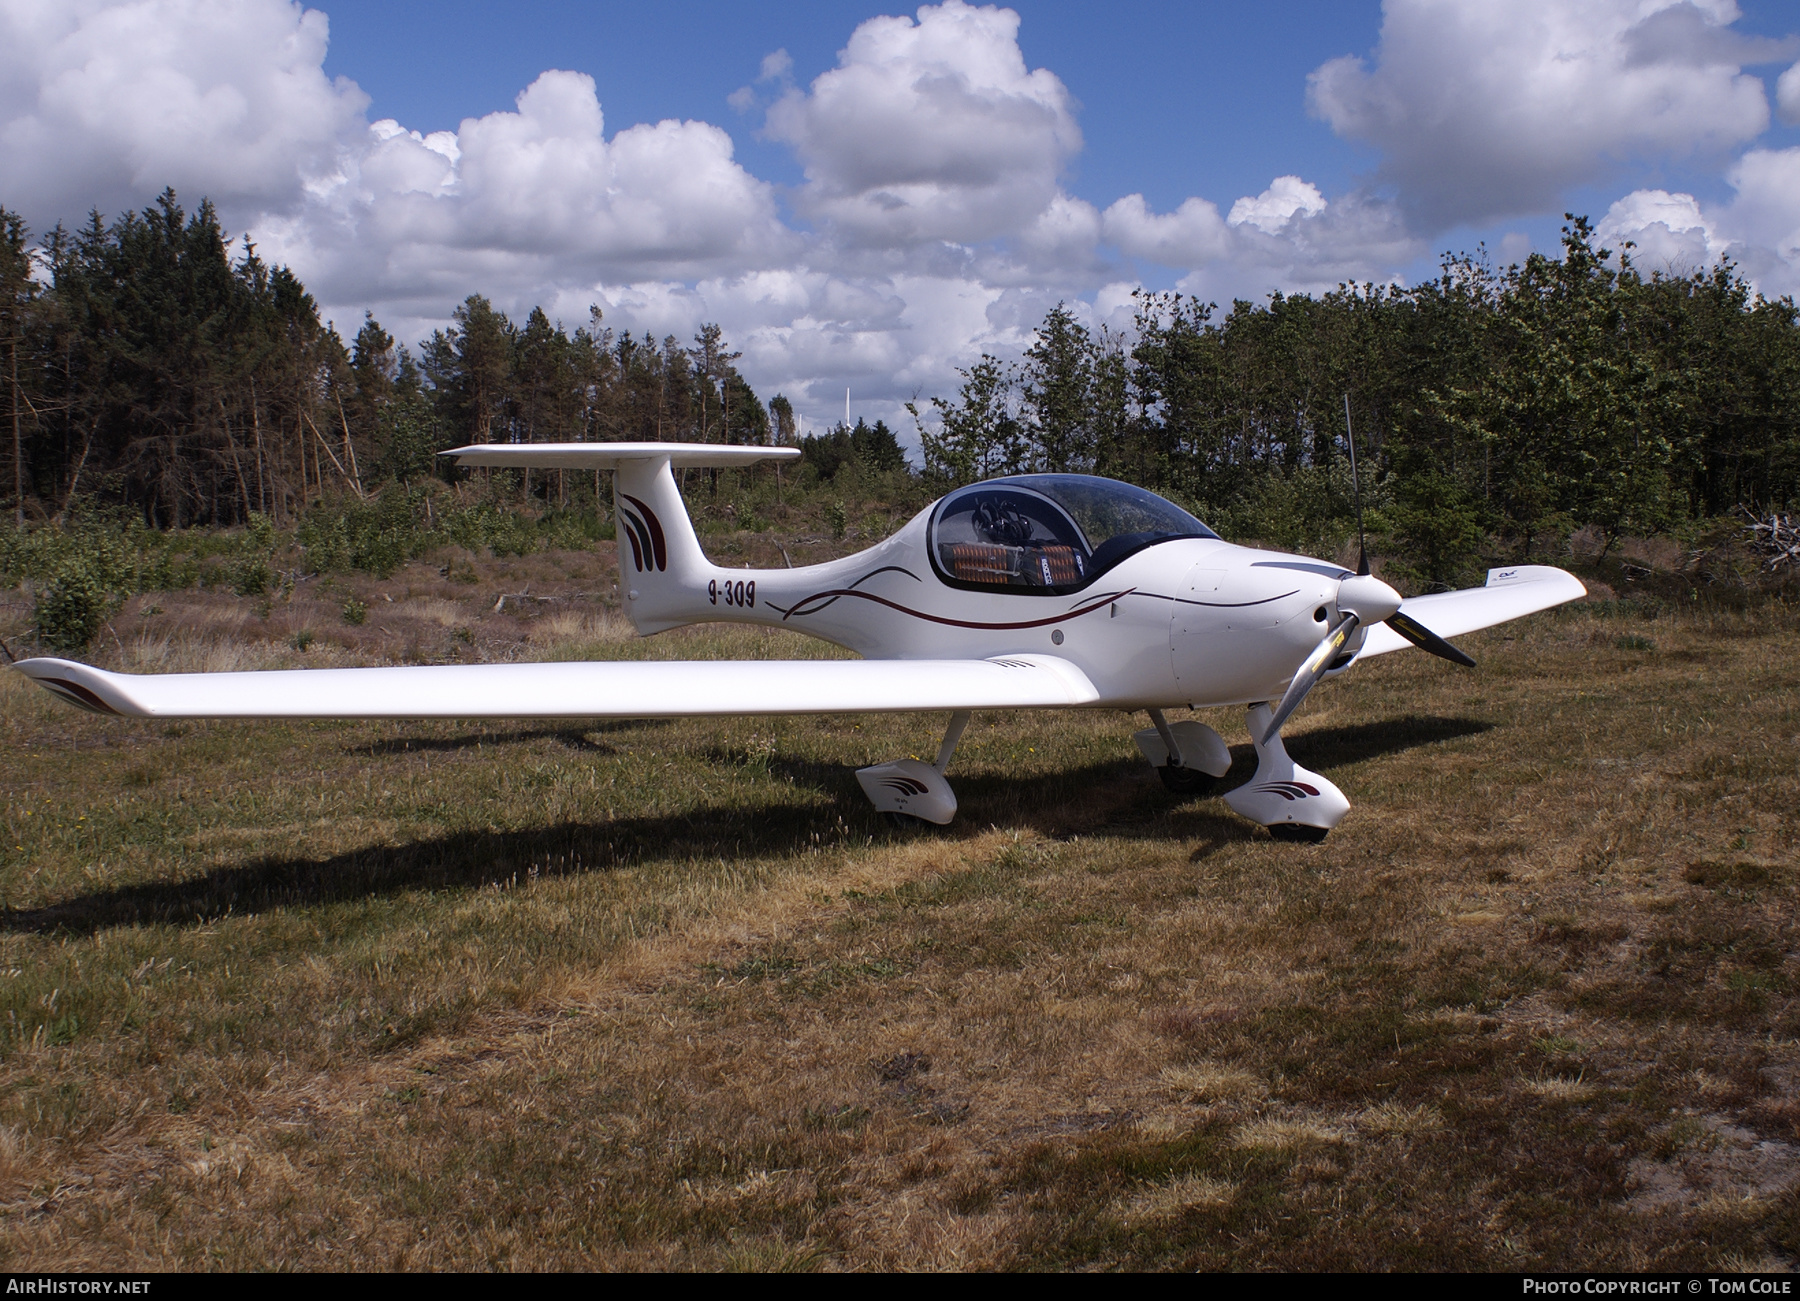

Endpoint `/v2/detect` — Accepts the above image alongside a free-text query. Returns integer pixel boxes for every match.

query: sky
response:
[3,0,1800,440]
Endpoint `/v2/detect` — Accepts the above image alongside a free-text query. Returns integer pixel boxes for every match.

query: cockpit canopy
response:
[930,474,1217,594]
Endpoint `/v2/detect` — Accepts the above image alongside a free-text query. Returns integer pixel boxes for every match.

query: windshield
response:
[931,474,1215,593]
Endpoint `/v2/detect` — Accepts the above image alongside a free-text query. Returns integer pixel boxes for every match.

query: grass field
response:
[0,543,1797,1270]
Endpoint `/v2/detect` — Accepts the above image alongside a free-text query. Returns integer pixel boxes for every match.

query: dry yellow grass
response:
[0,554,1796,1269]
[1123,1173,1239,1221]
[1160,1063,1265,1103]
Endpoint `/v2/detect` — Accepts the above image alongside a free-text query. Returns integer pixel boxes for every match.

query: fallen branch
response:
[302,411,366,500]
[1740,507,1800,571]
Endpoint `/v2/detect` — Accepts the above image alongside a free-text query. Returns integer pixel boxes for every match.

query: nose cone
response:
[1337,573,1402,624]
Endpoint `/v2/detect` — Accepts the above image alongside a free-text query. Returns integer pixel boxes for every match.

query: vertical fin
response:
[612,456,712,632]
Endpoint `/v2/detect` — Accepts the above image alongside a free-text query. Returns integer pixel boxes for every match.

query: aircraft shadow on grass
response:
[4,714,1490,936]
[349,718,670,757]
[1265,714,1491,773]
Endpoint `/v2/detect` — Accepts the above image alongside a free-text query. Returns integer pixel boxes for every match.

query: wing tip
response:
[1485,563,1588,598]
[13,657,138,716]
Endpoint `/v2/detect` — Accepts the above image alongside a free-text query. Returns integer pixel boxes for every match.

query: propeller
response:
[1264,611,1362,743]
[1385,609,1476,667]
[1260,400,1476,745]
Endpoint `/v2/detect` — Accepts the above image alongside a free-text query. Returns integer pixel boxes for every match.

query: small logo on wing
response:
[1254,781,1320,801]
[618,494,667,573]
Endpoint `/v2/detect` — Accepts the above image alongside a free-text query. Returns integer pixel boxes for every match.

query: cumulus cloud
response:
[759,49,793,83]
[1598,149,1800,297]
[1621,2,1798,69]
[18,0,1800,443]
[1227,176,1327,234]
[1715,147,1800,293]
[1308,0,1783,230]
[765,0,1080,246]
[0,0,368,226]
[1103,194,1230,267]
[1102,182,1422,301]
[1595,189,1719,273]
[1778,61,1800,126]
[249,66,797,353]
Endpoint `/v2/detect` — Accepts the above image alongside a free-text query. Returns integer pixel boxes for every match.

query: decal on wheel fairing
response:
[1254,781,1320,800]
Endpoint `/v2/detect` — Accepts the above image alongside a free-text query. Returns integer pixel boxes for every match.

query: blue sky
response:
[3,0,1800,434]
[318,0,1800,282]
[320,2,1387,211]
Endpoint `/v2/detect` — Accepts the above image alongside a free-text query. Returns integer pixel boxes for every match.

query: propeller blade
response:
[1385,610,1477,668]
[1264,614,1360,744]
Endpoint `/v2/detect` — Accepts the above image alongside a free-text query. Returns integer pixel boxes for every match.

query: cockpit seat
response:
[1039,545,1083,585]
[945,542,1016,584]
[945,543,1085,586]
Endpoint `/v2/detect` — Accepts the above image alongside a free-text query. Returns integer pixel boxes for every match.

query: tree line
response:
[0,190,781,530]
[914,217,1800,578]
[5,193,1798,583]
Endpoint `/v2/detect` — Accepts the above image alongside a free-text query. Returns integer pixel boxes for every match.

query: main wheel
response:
[1157,764,1218,798]
[1267,823,1329,844]
[884,811,930,830]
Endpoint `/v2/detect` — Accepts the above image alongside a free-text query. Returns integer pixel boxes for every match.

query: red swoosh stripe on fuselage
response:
[780,588,1130,630]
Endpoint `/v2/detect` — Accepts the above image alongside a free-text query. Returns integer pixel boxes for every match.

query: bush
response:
[297,492,416,578]
[35,563,113,654]
[232,553,273,596]
[542,509,611,550]
[342,597,367,626]
[439,501,538,558]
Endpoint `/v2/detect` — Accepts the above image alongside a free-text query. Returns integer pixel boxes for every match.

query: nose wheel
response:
[1267,823,1330,844]
[1222,703,1350,841]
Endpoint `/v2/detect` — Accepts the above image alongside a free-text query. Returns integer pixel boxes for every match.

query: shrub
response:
[296,493,416,577]
[342,597,367,626]
[35,563,113,654]
[232,553,273,596]
[440,501,538,558]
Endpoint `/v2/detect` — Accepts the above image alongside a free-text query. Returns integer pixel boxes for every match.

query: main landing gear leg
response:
[856,710,969,828]
[1133,708,1231,798]
[1221,703,1350,842]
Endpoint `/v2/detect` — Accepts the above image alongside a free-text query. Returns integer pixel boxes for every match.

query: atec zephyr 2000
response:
[13,442,1585,841]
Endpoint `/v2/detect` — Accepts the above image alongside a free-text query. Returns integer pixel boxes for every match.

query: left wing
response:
[13,654,1100,719]
[1357,564,1586,659]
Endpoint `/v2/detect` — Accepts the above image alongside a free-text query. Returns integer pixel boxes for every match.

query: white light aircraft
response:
[12,442,1585,841]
